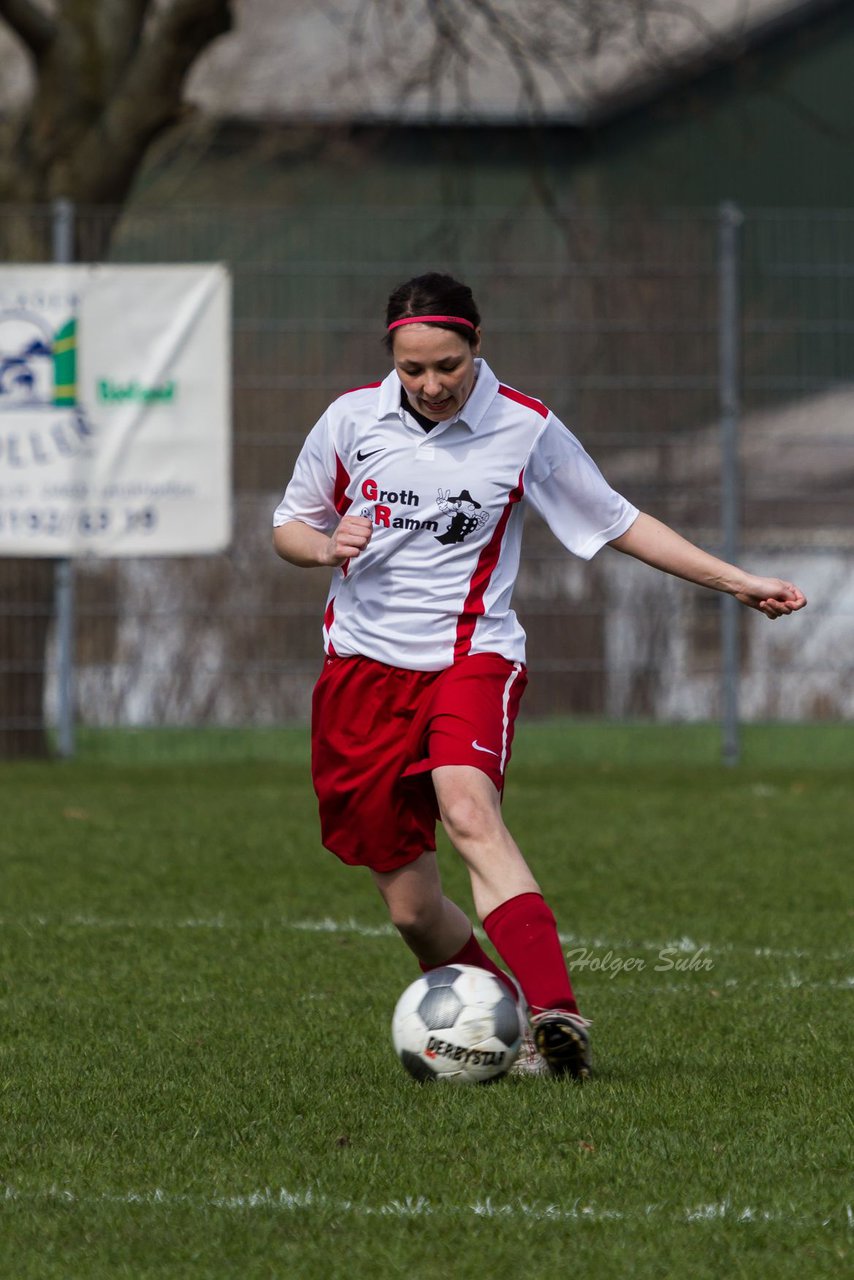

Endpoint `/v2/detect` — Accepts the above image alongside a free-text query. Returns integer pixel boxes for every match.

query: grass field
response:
[1,723,851,1278]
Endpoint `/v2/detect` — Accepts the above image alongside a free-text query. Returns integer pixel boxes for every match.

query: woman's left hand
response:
[734,577,807,618]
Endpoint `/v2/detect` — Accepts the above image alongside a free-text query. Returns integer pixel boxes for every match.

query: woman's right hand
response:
[325,514,373,566]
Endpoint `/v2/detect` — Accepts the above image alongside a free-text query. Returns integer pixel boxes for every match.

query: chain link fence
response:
[1,202,852,759]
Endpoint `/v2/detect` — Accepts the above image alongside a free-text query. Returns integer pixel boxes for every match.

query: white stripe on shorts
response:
[499,661,523,774]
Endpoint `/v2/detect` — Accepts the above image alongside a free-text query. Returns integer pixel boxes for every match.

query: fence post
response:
[718,201,743,767]
[52,197,76,759]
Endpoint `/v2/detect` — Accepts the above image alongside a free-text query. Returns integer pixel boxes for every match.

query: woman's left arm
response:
[609,512,807,619]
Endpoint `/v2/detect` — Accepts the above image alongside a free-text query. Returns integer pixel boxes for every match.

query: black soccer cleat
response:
[531,1010,593,1080]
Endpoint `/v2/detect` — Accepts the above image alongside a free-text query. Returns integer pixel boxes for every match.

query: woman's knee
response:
[373,859,446,942]
[438,790,503,848]
[387,895,443,943]
[433,766,504,847]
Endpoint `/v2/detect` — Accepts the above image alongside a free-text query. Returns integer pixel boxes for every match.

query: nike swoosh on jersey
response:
[356,447,382,461]
[471,740,499,756]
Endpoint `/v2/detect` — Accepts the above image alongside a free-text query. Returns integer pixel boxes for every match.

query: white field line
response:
[0,912,850,965]
[0,915,850,994]
[2,1184,851,1229]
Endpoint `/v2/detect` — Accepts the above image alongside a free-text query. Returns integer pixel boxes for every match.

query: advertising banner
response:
[0,264,231,557]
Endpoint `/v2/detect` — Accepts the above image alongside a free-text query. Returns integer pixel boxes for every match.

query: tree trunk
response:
[0,1,232,756]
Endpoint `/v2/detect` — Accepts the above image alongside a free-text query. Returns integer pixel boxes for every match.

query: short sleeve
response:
[273,412,339,531]
[524,415,638,559]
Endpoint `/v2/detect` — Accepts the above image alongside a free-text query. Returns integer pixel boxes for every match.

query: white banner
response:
[0,264,231,557]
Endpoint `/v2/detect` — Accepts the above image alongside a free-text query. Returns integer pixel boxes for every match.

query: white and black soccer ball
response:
[391,964,521,1084]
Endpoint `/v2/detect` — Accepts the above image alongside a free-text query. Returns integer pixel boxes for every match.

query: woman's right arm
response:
[273,515,373,568]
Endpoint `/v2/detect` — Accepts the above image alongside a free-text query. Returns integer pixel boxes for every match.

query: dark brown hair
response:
[384,272,481,351]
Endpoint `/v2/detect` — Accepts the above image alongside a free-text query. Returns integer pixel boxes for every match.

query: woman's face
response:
[391,324,480,422]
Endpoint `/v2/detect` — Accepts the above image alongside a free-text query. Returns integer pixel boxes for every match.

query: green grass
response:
[1,724,852,1278]
[67,717,854,769]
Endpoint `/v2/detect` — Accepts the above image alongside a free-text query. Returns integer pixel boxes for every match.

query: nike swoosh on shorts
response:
[471,740,499,756]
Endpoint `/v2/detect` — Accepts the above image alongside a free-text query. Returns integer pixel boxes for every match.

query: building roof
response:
[184,0,848,126]
[0,0,846,126]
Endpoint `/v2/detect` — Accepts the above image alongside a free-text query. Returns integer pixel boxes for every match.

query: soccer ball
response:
[391,964,521,1084]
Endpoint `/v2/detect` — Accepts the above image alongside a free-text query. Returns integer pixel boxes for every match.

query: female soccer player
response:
[273,272,806,1079]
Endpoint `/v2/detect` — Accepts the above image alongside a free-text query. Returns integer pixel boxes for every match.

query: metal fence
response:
[1,202,852,760]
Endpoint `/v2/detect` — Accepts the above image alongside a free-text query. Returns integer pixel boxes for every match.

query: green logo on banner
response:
[97,378,177,404]
[53,318,77,406]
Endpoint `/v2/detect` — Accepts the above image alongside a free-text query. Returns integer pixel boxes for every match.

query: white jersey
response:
[274,358,638,671]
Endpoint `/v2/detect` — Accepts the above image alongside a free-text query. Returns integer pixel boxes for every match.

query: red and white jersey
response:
[273,359,638,671]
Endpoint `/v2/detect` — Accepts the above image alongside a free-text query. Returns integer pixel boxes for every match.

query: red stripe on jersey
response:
[454,471,525,660]
[323,596,337,657]
[343,381,382,395]
[332,454,353,577]
[333,453,352,516]
[498,384,548,419]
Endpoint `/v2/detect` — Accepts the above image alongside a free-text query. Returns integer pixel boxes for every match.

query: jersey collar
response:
[378,358,499,434]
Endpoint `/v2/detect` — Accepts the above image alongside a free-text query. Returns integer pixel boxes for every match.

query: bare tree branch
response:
[466,0,545,114]
[0,0,55,58]
[632,0,739,71]
[67,0,232,201]
[138,0,232,99]
[95,0,152,92]
[348,0,757,122]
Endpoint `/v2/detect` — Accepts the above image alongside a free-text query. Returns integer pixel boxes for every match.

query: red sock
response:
[419,932,518,1001]
[483,892,579,1015]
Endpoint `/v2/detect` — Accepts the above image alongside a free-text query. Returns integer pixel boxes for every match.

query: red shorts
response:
[311,652,527,873]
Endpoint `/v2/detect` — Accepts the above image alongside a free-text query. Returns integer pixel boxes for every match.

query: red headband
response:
[387,314,477,332]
